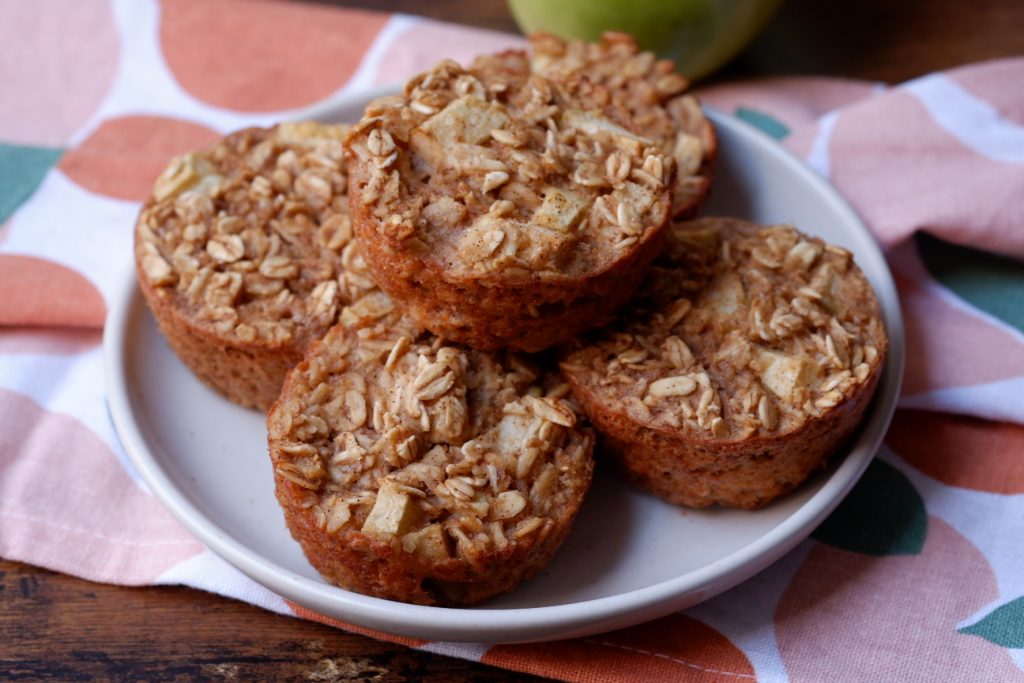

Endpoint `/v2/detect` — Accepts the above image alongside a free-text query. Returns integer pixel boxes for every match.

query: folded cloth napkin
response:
[2,1,1024,681]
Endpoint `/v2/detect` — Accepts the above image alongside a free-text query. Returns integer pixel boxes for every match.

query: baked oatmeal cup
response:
[346,58,675,352]
[561,217,887,509]
[268,323,594,605]
[135,122,390,410]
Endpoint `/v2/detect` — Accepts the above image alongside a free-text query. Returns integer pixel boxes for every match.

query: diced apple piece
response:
[324,498,351,534]
[275,121,345,146]
[408,128,442,171]
[614,181,656,215]
[401,523,451,561]
[417,96,510,146]
[754,348,819,403]
[188,171,224,200]
[495,413,533,455]
[533,187,590,232]
[713,330,753,366]
[153,152,210,201]
[410,137,505,174]
[812,266,845,316]
[410,96,510,172]
[422,196,467,229]
[456,214,509,263]
[666,222,719,261]
[673,223,719,248]
[518,226,577,268]
[700,271,745,316]
[448,145,509,174]
[361,480,419,537]
[784,240,822,272]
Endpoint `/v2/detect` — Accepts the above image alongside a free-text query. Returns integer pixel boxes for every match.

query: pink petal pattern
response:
[948,59,1024,127]
[828,88,1024,257]
[0,0,118,146]
[0,328,101,355]
[372,19,524,85]
[698,77,879,132]
[776,517,1020,682]
[896,270,1024,395]
[0,388,203,584]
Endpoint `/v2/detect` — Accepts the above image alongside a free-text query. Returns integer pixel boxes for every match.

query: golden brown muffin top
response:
[136,122,390,349]
[524,32,716,218]
[345,58,673,279]
[269,323,593,567]
[561,217,887,441]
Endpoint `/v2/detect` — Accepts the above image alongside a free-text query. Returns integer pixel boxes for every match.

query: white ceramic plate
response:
[105,87,905,644]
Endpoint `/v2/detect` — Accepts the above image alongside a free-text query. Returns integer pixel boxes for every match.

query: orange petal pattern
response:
[57,115,219,201]
[484,614,755,683]
[887,409,1024,494]
[0,254,106,327]
[160,0,389,111]
[897,270,1024,396]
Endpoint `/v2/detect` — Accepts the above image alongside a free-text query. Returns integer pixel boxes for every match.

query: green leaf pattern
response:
[812,459,928,556]
[0,142,64,224]
[916,232,1024,334]
[734,106,790,140]
[960,597,1024,649]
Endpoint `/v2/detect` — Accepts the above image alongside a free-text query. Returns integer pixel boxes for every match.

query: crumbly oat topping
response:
[269,323,593,565]
[136,123,383,346]
[562,218,886,440]
[346,58,673,277]
[525,32,715,217]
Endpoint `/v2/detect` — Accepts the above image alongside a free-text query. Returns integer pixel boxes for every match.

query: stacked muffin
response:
[135,33,885,606]
[346,54,677,350]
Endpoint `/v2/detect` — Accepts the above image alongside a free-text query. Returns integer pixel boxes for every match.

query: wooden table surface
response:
[4,0,1022,680]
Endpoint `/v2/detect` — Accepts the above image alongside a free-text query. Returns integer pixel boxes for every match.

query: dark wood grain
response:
[721,0,1024,83]
[0,560,545,682]
[8,0,1024,680]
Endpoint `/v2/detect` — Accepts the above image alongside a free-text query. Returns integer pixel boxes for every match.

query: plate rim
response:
[104,93,905,643]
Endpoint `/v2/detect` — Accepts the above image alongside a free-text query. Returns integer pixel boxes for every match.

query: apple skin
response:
[508,0,783,81]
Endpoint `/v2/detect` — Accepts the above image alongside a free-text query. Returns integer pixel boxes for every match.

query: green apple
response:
[508,0,783,81]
